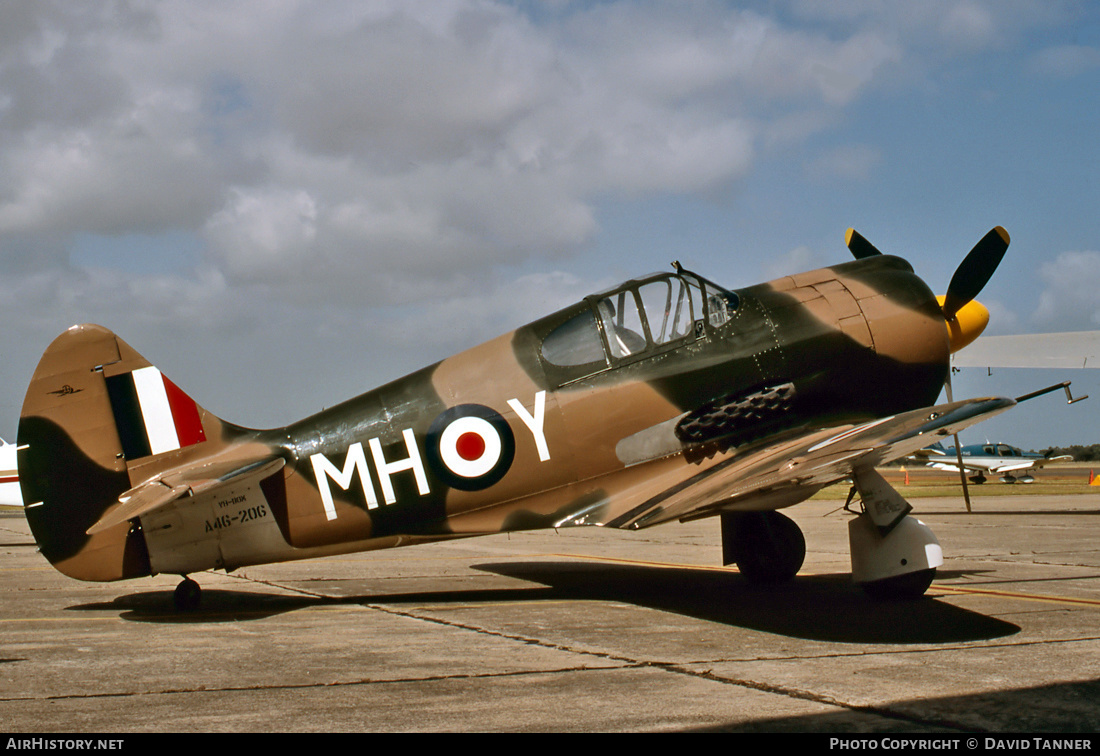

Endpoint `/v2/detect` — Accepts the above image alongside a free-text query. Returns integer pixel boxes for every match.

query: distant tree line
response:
[1041,445,1100,462]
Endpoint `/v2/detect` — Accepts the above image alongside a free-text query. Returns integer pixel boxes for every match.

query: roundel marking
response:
[439,416,502,479]
[426,405,515,491]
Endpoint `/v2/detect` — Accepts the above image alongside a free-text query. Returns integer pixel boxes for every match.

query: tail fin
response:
[19,324,247,581]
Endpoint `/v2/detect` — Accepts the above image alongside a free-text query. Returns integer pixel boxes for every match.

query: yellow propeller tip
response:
[994,226,1010,245]
[845,228,855,245]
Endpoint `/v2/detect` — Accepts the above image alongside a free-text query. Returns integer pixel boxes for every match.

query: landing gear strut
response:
[174,576,201,611]
[721,511,806,584]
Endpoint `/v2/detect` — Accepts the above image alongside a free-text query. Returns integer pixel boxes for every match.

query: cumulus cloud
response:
[938,2,997,48]
[1032,250,1100,329]
[0,0,911,306]
[1,0,1073,427]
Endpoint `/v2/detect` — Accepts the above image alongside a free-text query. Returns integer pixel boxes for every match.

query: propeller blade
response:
[942,226,1010,320]
[944,372,972,513]
[845,228,882,259]
[952,435,971,512]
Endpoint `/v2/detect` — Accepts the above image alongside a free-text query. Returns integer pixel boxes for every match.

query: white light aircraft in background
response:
[0,439,22,507]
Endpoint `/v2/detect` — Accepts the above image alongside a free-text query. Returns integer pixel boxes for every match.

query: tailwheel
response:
[174,576,201,611]
[721,511,806,584]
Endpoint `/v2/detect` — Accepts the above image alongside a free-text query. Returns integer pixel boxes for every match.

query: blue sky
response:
[0,1,1097,450]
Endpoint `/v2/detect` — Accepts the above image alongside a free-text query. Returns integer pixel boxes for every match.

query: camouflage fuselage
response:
[257,255,947,550]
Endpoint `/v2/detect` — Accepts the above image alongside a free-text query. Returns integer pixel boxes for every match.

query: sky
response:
[1,0,1098,451]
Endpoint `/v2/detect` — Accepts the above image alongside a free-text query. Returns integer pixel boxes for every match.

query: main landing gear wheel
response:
[721,511,806,584]
[174,577,201,611]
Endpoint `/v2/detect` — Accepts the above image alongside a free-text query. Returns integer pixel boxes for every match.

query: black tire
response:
[724,511,806,584]
[860,568,936,601]
[174,577,201,611]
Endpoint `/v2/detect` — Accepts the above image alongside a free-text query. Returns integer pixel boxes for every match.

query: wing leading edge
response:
[602,396,1016,530]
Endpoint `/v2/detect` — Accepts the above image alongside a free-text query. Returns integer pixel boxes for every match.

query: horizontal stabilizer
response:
[87,456,284,535]
[909,444,947,459]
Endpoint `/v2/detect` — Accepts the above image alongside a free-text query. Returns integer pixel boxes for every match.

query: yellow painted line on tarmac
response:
[930,584,1100,608]
[0,615,122,624]
[540,552,735,572]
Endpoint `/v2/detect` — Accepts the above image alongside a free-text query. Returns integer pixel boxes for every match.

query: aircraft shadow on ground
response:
[84,559,1019,643]
[472,561,1020,644]
[74,581,575,624]
[686,677,1100,733]
[71,590,328,624]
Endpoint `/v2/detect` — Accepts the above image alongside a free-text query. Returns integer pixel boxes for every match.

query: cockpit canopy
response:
[982,443,1024,457]
[541,267,739,369]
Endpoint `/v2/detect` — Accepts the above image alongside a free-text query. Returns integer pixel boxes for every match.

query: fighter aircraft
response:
[0,439,22,507]
[912,440,1071,484]
[20,226,1022,610]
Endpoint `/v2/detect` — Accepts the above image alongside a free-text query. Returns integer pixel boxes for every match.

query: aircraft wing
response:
[925,454,1068,475]
[985,460,1040,473]
[987,455,1069,473]
[952,331,1100,369]
[927,459,982,473]
[908,445,947,462]
[603,396,1015,530]
[930,458,1031,474]
[86,454,285,535]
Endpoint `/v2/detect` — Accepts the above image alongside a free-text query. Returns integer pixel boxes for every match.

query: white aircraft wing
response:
[985,460,1041,473]
[952,331,1100,369]
[928,460,982,473]
[930,456,1050,474]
